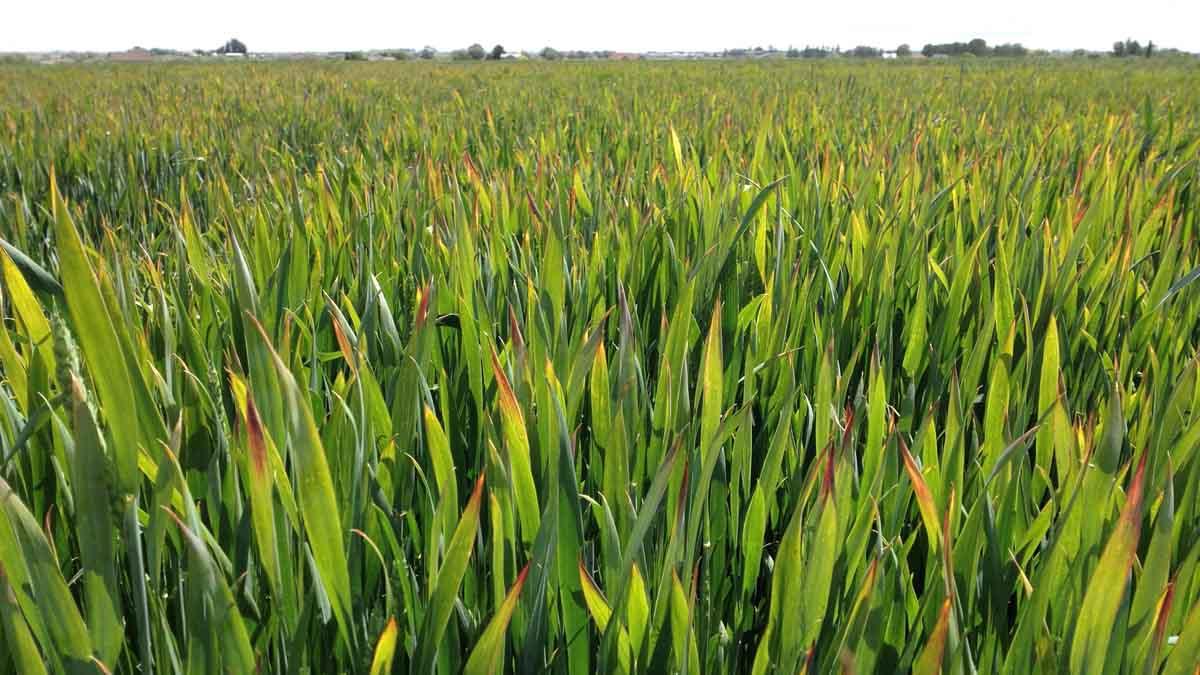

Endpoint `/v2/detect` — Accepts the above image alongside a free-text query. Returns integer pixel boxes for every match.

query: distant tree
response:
[896,44,912,57]
[849,45,882,58]
[343,51,366,61]
[967,38,989,56]
[217,38,247,55]
[786,46,801,58]
[1145,40,1154,58]
[1112,41,1126,57]
[490,44,505,60]
[419,46,437,59]
[993,43,1028,57]
[540,47,561,60]
[467,43,486,60]
[1125,39,1143,57]
[922,44,935,57]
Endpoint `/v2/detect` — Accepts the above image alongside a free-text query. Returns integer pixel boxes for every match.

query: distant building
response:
[109,47,154,62]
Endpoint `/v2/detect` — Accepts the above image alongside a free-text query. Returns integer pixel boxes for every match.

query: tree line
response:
[198,37,1188,61]
[919,39,1029,57]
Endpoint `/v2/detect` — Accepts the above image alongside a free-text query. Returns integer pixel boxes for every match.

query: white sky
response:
[4,0,1198,54]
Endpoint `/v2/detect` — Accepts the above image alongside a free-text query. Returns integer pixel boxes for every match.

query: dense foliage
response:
[1,59,1200,674]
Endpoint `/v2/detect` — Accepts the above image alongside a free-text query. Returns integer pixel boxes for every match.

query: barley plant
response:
[1,59,1199,674]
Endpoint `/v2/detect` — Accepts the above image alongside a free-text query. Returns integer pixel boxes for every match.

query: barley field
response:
[1,59,1200,674]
